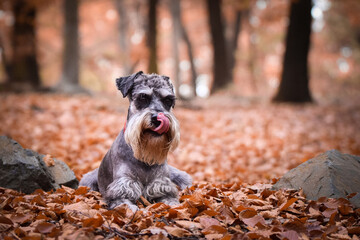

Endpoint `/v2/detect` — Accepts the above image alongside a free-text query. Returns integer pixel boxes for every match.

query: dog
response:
[80,71,192,211]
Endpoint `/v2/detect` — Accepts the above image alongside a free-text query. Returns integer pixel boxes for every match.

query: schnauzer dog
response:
[80,71,192,211]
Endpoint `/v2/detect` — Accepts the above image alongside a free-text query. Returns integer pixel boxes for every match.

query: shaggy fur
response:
[124,111,180,165]
[79,71,192,211]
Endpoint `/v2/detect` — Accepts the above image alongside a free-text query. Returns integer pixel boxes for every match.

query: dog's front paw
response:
[160,197,180,206]
[108,199,139,212]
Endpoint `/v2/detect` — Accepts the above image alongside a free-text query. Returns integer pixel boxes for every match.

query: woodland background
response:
[1,0,360,239]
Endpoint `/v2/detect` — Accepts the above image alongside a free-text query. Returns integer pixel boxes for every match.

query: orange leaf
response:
[82,214,104,228]
[234,205,254,213]
[74,186,88,195]
[280,198,297,211]
[201,209,219,217]
[166,209,178,219]
[31,195,47,207]
[239,209,257,219]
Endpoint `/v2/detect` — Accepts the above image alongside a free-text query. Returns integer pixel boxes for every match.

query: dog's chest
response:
[130,162,168,185]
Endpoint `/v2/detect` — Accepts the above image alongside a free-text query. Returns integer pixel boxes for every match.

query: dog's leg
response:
[168,165,192,190]
[105,177,143,211]
[145,177,179,205]
[79,168,99,191]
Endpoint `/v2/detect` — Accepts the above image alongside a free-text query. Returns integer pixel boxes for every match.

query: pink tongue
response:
[153,113,170,134]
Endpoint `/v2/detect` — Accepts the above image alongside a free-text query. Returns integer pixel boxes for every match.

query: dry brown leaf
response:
[10,214,33,224]
[82,214,104,228]
[164,226,189,237]
[279,197,298,211]
[199,217,221,229]
[202,225,227,235]
[35,222,56,234]
[281,230,300,240]
[175,220,202,230]
[43,154,55,167]
[239,209,257,219]
[242,215,266,228]
[74,186,89,195]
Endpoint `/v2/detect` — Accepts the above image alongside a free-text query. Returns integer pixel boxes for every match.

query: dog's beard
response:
[124,111,180,165]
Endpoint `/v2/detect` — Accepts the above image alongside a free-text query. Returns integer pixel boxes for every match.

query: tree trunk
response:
[115,0,132,75]
[58,0,80,92]
[227,10,241,83]
[0,35,11,82]
[273,0,313,103]
[206,0,230,93]
[147,0,158,73]
[170,0,181,98]
[181,25,198,97]
[244,10,258,94]
[10,0,41,90]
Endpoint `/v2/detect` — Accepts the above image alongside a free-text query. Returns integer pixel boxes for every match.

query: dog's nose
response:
[151,113,161,127]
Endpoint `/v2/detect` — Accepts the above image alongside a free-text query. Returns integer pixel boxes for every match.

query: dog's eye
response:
[136,94,151,108]
[162,97,175,109]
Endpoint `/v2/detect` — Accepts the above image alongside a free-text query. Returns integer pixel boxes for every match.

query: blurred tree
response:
[244,9,258,94]
[57,0,84,93]
[0,32,11,82]
[182,23,198,98]
[207,0,244,93]
[273,0,312,103]
[227,10,241,83]
[8,0,41,90]
[148,0,158,73]
[170,0,198,98]
[170,0,181,97]
[115,0,134,75]
[207,0,230,93]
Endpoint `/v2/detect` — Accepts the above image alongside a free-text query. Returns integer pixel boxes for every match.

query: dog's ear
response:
[162,75,175,94]
[116,71,143,97]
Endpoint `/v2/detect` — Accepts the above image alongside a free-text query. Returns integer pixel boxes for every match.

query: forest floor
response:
[0,93,360,239]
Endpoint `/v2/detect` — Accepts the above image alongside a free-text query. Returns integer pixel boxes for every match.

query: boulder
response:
[47,158,78,189]
[0,136,78,194]
[273,150,360,208]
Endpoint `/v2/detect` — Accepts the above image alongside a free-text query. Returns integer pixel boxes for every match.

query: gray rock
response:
[47,158,78,189]
[273,150,360,208]
[0,136,78,194]
[349,193,360,208]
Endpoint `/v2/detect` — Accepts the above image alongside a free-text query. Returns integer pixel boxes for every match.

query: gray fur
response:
[79,168,99,191]
[80,73,192,211]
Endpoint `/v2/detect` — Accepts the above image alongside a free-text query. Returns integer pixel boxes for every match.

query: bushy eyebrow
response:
[155,88,174,98]
[133,89,153,97]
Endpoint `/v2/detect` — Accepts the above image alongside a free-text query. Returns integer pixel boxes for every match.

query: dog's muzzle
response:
[151,113,170,135]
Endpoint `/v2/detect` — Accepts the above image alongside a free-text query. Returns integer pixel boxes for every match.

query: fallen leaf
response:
[199,217,221,229]
[43,154,55,167]
[35,222,56,234]
[164,226,189,237]
[82,214,103,228]
[280,198,298,211]
[176,220,202,230]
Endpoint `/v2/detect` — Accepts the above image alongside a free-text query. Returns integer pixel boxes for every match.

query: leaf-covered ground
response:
[0,93,360,239]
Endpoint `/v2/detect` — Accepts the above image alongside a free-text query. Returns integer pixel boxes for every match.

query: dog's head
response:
[116,71,180,165]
